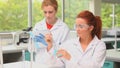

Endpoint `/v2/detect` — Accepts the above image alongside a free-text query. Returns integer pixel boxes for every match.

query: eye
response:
[75,24,84,28]
[48,11,53,14]
[44,11,47,14]
[75,24,89,29]
[43,11,53,14]
[79,25,84,28]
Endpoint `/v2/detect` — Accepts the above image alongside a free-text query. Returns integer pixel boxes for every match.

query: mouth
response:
[46,17,50,19]
[77,32,82,36]
[76,31,80,34]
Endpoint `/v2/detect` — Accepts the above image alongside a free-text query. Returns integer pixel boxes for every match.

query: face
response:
[75,18,93,38]
[43,5,57,21]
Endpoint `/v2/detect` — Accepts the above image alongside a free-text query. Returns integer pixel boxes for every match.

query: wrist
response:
[47,43,52,51]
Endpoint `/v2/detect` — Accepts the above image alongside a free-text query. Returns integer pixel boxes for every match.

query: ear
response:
[89,25,94,31]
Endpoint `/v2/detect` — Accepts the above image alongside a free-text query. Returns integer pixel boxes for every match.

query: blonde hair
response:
[41,0,58,11]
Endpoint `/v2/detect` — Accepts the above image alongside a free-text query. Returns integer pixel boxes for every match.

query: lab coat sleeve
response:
[27,38,60,64]
[63,54,79,68]
[35,42,64,66]
[35,47,54,63]
[35,47,64,67]
[59,40,79,68]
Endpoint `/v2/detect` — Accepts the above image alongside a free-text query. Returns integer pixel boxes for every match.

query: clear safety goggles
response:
[75,24,90,29]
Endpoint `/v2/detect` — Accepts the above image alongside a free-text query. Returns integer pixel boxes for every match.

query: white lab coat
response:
[33,18,69,45]
[59,36,106,68]
[30,18,69,67]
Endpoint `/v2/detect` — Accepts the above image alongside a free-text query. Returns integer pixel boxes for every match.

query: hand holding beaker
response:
[57,49,71,60]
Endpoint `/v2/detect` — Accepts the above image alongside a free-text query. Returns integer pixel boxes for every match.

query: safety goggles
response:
[75,24,90,29]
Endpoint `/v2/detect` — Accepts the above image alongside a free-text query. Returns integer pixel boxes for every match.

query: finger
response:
[57,49,66,56]
[57,54,63,58]
[45,33,52,36]
[45,34,51,41]
[56,51,63,57]
[57,49,63,53]
[45,34,52,39]
[58,49,65,53]
[45,34,49,38]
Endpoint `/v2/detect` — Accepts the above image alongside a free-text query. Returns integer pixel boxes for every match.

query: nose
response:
[76,27,80,31]
[76,27,82,33]
[46,13,50,18]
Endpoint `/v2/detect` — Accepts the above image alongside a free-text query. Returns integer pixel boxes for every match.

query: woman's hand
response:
[45,33,53,51]
[57,49,71,60]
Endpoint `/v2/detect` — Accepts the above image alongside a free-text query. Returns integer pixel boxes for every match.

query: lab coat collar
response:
[74,37,80,46]
[74,36,100,53]
[89,36,100,46]
[85,36,100,52]
[43,18,64,31]
[38,19,48,30]
[74,36,100,45]
[51,18,64,30]
[73,37,84,53]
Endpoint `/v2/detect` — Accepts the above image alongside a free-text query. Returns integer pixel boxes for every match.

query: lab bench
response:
[3,61,63,68]
[101,37,120,49]
[1,37,120,68]
[2,44,28,63]
[103,49,120,68]
[2,46,120,68]
[102,37,120,68]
